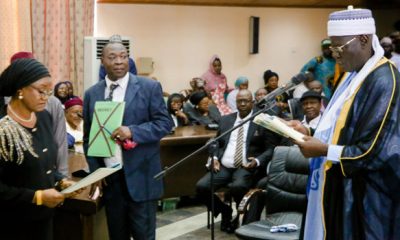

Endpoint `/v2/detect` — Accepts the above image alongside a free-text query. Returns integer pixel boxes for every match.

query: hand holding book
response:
[253,113,305,142]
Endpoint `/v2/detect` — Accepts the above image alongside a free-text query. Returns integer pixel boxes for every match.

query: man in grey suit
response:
[83,39,172,240]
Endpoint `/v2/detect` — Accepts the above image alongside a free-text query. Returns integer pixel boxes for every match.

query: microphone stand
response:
[154,100,277,239]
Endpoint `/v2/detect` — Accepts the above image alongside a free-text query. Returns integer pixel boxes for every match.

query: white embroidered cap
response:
[328,5,376,37]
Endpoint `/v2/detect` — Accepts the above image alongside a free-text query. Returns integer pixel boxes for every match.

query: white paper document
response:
[61,166,121,194]
[253,113,305,142]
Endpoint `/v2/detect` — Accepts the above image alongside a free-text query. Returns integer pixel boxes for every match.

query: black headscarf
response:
[189,91,207,106]
[0,58,50,97]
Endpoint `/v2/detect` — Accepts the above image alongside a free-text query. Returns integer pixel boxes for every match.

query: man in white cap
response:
[292,6,400,240]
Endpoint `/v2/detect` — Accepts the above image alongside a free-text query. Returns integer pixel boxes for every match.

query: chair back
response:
[265,146,309,215]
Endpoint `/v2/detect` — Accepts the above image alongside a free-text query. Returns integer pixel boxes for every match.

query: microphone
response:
[257,72,309,107]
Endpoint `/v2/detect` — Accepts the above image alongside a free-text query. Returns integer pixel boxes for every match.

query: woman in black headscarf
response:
[0,59,75,240]
[186,91,221,126]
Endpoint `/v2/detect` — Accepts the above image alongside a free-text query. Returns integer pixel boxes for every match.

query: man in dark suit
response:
[196,89,280,233]
[83,40,172,240]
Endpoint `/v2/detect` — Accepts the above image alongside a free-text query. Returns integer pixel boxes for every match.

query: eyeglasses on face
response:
[29,85,53,98]
[329,37,357,55]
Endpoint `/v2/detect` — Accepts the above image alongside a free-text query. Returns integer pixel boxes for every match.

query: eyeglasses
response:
[30,85,53,98]
[329,37,356,55]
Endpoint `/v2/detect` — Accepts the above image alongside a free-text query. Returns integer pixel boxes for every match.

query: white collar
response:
[105,72,129,90]
[236,110,253,123]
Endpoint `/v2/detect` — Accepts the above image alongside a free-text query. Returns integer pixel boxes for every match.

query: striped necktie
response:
[233,125,244,168]
[105,83,119,101]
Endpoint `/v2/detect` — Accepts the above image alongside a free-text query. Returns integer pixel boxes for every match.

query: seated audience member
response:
[99,34,137,80]
[308,80,329,108]
[263,70,290,118]
[300,90,322,129]
[227,76,249,112]
[254,88,267,103]
[167,93,190,127]
[64,97,84,153]
[186,91,221,126]
[292,72,315,98]
[202,55,232,115]
[180,77,207,102]
[380,36,400,71]
[254,87,281,115]
[64,81,77,99]
[54,81,71,104]
[196,89,280,233]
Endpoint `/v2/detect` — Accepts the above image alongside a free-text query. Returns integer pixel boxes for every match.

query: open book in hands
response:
[253,113,305,142]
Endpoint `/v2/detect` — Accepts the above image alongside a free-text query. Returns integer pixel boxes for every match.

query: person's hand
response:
[58,179,85,198]
[211,159,220,172]
[57,178,74,190]
[112,126,132,141]
[286,120,310,136]
[294,135,328,158]
[41,189,65,208]
[243,157,257,169]
[175,110,189,124]
[89,180,105,200]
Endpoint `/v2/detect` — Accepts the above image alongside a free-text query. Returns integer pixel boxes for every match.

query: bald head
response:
[236,89,253,118]
[101,42,129,81]
[308,80,323,95]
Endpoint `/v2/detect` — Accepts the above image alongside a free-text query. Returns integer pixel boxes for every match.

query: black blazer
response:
[214,112,281,169]
[0,109,60,223]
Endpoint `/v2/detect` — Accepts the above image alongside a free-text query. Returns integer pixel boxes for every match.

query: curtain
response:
[0,0,32,72]
[31,0,94,97]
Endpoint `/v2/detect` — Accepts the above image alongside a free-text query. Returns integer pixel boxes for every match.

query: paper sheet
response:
[253,113,305,142]
[61,166,121,194]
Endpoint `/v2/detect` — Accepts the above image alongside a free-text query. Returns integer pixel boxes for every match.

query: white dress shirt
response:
[301,114,321,129]
[220,111,254,168]
[66,121,84,154]
[103,72,129,167]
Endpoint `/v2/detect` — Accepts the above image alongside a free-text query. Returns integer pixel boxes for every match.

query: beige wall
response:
[373,9,400,37]
[96,4,338,93]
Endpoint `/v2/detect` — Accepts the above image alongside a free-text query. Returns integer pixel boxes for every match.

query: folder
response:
[87,101,125,157]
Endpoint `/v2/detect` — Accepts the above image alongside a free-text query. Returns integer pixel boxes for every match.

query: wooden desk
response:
[161,125,217,198]
[54,151,108,240]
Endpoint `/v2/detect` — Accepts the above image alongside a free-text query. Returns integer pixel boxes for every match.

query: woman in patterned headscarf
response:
[0,58,76,240]
[202,55,232,115]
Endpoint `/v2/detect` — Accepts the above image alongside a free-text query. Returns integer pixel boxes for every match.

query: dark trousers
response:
[0,218,53,240]
[196,165,254,216]
[103,171,157,240]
